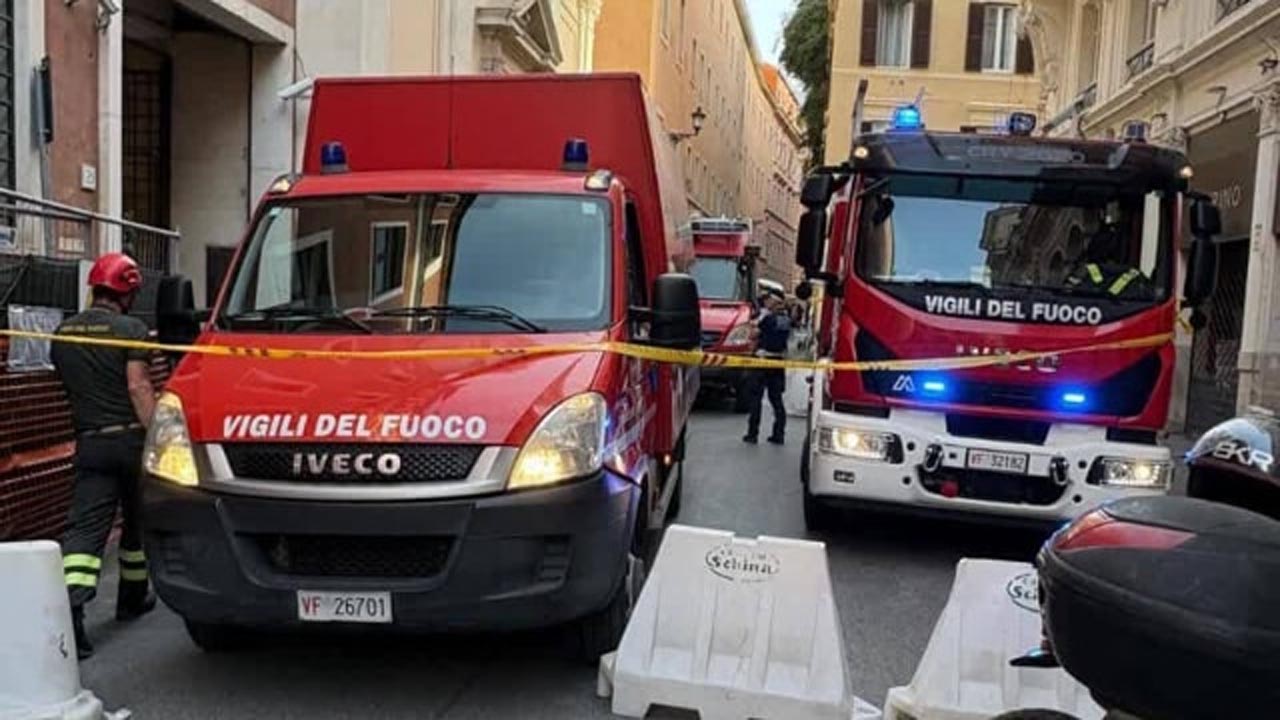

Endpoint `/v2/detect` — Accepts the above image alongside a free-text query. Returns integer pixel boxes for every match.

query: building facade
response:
[824,0,1042,164]
[593,0,806,282]
[1024,0,1280,433]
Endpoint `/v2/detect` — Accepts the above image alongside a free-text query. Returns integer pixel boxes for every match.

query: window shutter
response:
[1015,34,1035,74]
[911,0,932,69]
[964,3,985,72]
[860,0,879,67]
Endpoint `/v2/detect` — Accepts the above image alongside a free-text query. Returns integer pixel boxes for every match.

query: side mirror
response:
[156,276,203,348]
[800,173,835,208]
[649,273,701,350]
[1184,201,1220,306]
[795,208,827,274]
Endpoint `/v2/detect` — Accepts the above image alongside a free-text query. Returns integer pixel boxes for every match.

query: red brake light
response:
[1054,509,1194,552]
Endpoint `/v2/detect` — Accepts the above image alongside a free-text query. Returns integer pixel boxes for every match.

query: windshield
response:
[856,175,1174,307]
[691,257,745,300]
[221,193,611,333]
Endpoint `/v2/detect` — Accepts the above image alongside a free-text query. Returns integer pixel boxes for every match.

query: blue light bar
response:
[922,380,947,394]
[1061,391,1088,406]
[563,138,590,171]
[891,105,923,131]
[319,141,348,174]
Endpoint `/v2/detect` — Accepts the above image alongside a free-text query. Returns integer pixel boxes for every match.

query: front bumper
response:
[141,470,639,631]
[807,406,1170,524]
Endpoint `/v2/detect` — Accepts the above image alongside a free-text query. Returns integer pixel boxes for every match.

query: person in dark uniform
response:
[51,252,157,659]
[743,288,792,445]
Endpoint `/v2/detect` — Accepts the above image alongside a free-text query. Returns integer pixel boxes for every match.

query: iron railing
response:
[0,188,179,273]
[1126,42,1155,81]
[1217,0,1252,21]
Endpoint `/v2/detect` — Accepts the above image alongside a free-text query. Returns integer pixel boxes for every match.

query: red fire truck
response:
[688,216,759,409]
[143,74,700,657]
[795,104,1221,528]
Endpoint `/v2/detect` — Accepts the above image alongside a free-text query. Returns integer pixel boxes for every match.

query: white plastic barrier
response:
[598,525,880,720]
[0,541,106,720]
[883,559,1103,720]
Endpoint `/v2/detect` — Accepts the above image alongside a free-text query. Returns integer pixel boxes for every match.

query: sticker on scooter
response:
[704,544,781,583]
[1006,572,1040,613]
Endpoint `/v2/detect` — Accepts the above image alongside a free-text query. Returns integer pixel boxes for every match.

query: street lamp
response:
[670,106,707,142]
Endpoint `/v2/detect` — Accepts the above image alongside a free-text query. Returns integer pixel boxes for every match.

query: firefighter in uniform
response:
[51,253,158,659]
[742,288,792,445]
[1065,222,1152,298]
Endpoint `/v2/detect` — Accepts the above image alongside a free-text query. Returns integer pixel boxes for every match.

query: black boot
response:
[116,581,157,622]
[72,606,94,660]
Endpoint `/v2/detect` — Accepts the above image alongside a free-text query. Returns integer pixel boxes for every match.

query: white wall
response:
[170,32,251,306]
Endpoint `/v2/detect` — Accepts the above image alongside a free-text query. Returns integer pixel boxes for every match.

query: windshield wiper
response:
[886,279,989,290]
[373,304,547,333]
[1001,282,1121,300]
[222,307,374,334]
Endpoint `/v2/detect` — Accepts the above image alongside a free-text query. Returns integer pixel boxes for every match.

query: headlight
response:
[1091,458,1172,490]
[509,393,607,490]
[817,426,901,462]
[722,323,754,347]
[143,392,198,487]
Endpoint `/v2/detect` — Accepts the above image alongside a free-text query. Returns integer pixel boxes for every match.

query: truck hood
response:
[699,300,752,335]
[166,332,606,445]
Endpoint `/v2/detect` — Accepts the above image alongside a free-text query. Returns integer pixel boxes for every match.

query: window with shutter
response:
[964,3,985,72]
[980,4,1019,72]
[875,0,914,68]
[911,0,932,69]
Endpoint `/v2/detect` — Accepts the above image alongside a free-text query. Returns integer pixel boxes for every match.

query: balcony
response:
[1126,42,1155,81]
[1218,0,1252,21]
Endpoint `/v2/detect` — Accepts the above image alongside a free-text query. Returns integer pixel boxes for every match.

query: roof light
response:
[585,169,613,191]
[1007,112,1037,136]
[891,104,924,131]
[1061,391,1088,406]
[852,145,870,160]
[562,138,589,171]
[1122,120,1148,143]
[1179,164,1194,179]
[921,379,947,395]
[320,141,348,174]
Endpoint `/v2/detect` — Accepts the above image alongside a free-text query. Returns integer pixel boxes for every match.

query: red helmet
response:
[87,252,143,294]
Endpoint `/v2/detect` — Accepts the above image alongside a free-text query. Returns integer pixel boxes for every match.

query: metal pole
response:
[849,78,869,159]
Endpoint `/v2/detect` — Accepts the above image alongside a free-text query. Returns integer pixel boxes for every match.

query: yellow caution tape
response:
[0,329,1174,373]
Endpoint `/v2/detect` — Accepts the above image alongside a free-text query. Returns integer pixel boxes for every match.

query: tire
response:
[801,437,835,532]
[574,553,645,663]
[184,619,254,653]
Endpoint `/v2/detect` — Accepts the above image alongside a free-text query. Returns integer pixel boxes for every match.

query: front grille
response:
[919,467,1065,506]
[701,330,723,348]
[947,414,1050,445]
[222,443,483,483]
[856,330,1162,417]
[253,534,453,578]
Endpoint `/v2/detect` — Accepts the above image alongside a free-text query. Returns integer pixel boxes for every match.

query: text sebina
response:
[925,295,1104,325]
[223,413,487,441]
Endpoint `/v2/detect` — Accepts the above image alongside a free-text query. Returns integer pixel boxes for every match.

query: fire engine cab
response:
[145,74,700,657]
[796,104,1222,527]
[688,216,760,409]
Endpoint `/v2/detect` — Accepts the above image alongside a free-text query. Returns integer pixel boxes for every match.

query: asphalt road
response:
[79,407,1049,718]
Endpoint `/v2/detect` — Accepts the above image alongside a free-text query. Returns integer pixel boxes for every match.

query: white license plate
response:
[966,449,1030,475]
[297,591,392,623]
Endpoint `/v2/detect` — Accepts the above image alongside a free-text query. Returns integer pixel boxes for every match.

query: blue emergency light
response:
[320,141,348,174]
[1007,112,1037,136]
[1059,390,1090,410]
[891,104,923,131]
[563,138,590,171]
[1122,120,1148,143]
[921,379,947,395]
